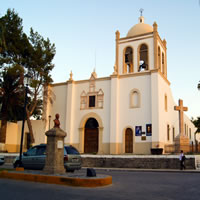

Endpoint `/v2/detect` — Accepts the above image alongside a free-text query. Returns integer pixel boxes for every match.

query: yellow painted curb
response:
[0,171,112,187]
[16,167,24,171]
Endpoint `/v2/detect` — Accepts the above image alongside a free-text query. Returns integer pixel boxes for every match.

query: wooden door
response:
[84,128,98,153]
[125,128,133,153]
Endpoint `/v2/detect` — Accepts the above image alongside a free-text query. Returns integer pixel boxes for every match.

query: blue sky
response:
[1,0,200,119]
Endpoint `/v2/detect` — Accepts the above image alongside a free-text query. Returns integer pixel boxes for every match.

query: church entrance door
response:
[125,128,133,153]
[84,118,99,153]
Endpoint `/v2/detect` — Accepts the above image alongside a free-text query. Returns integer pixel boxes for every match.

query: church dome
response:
[127,16,153,37]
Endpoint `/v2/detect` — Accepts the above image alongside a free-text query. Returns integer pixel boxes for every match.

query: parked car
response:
[0,155,5,165]
[13,144,81,172]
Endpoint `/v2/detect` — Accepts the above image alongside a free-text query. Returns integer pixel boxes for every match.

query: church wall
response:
[66,79,111,153]
[50,84,68,131]
[156,74,196,148]
[157,74,179,146]
[3,120,45,153]
[184,115,197,143]
[29,120,46,145]
[118,74,152,154]
[5,122,19,152]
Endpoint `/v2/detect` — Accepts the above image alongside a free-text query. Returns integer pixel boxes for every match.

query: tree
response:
[0,9,30,68]
[192,117,200,134]
[0,9,56,146]
[0,9,29,144]
[0,64,24,143]
[24,29,55,143]
[0,23,6,53]
[191,117,200,145]
[198,81,200,90]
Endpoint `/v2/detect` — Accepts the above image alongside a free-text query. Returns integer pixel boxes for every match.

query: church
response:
[43,14,196,155]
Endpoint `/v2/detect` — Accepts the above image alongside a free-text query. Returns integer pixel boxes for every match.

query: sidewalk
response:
[89,167,200,173]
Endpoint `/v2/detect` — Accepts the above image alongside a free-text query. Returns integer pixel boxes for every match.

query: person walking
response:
[179,150,186,170]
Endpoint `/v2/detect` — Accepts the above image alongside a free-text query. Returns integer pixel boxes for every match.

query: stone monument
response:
[174,99,190,153]
[44,113,67,174]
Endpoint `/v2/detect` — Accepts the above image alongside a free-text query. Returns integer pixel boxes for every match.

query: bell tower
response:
[114,13,168,80]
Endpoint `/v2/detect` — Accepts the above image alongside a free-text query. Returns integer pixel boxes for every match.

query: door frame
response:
[79,112,103,154]
[123,126,134,154]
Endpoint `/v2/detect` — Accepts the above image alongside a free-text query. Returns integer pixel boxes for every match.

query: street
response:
[0,168,200,200]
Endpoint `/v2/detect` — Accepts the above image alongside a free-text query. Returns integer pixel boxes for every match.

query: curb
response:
[0,171,112,187]
[89,167,200,173]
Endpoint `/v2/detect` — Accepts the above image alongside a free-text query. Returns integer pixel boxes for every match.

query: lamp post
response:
[19,74,31,167]
[48,115,51,130]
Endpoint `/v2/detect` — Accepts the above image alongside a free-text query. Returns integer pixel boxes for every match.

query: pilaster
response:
[163,39,167,78]
[150,72,160,148]
[153,22,158,69]
[115,30,120,73]
[65,80,75,144]
[109,74,119,154]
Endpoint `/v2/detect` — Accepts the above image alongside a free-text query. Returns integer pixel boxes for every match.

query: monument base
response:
[43,127,67,175]
[0,143,5,152]
[44,166,66,175]
[174,135,190,153]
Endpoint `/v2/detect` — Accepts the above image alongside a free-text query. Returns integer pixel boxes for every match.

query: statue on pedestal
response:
[54,113,60,128]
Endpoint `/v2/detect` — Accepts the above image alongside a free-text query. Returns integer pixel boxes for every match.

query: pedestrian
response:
[179,150,186,170]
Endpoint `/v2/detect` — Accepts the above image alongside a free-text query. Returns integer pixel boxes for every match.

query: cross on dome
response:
[139,8,144,17]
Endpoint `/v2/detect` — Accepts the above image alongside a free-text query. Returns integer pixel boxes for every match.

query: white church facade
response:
[43,15,196,155]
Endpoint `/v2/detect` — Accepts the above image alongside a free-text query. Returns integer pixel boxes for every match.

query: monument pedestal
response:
[174,135,190,153]
[44,127,67,174]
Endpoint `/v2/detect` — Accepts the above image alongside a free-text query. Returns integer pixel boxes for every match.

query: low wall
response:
[81,155,199,169]
[2,154,200,170]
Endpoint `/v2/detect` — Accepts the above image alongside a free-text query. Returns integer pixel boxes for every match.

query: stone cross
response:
[174,99,188,136]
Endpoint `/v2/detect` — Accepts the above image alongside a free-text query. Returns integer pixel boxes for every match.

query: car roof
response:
[38,144,74,148]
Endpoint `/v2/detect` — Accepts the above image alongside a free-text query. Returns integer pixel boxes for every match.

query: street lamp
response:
[48,115,51,130]
[19,73,31,167]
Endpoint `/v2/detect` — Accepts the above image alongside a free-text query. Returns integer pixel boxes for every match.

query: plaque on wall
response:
[135,126,142,136]
[141,136,146,141]
[146,124,152,136]
[57,140,63,149]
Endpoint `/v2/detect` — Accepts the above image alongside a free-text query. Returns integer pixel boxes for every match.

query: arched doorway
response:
[84,118,99,153]
[125,128,133,153]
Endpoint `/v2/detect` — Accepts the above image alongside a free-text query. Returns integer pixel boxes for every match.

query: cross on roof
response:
[174,99,188,136]
[139,8,144,17]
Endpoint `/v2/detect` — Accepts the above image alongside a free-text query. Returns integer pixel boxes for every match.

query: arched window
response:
[124,47,133,73]
[167,124,170,141]
[130,89,140,108]
[172,127,175,141]
[139,44,148,72]
[158,46,161,70]
[165,95,168,112]
[162,52,165,74]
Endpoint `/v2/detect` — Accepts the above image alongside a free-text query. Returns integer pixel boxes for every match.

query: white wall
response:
[118,74,152,143]
[50,84,68,130]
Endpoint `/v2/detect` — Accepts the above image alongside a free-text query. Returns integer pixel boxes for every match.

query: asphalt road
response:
[0,168,200,200]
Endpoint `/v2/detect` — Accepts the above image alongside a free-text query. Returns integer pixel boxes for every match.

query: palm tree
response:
[0,64,24,143]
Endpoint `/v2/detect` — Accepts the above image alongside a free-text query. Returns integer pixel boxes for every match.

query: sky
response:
[1,0,200,119]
